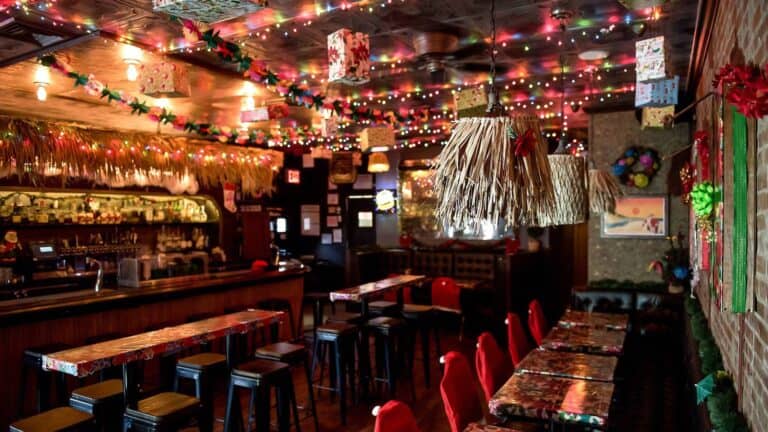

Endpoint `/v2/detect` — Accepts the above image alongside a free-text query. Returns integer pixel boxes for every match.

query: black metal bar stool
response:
[303,292,334,335]
[10,406,95,432]
[122,392,204,432]
[223,359,301,432]
[401,304,438,388]
[366,316,416,400]
[367,301,401,317]
[257,298,299,341]
[173,353,227,431]
[18,343,73,416]
[310,322,357,425]
[69,379,124,432]
[254,342,319,431]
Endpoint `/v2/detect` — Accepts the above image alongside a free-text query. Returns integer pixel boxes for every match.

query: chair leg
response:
[384,335,396,398]
[18,361,29,417]
[223,379,238,432]
[345,337,357,405]
[35,367,50,413]
[255,385,270,432]
[303,357,319,432]
[420,324,431,388]
[275,383,290,432]
[334,340,347,425]
[288,376,302,432]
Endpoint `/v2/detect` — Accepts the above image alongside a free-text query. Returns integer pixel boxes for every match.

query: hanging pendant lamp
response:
[588,167,623,213]
[367,152,390,173]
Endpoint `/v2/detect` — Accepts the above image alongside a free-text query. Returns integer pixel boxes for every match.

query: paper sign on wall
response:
[333,229,343,243]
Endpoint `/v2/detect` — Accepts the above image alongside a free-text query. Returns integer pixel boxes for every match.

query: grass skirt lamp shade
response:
[533,154,588,226]
[434,114,555,232]
[588,168,623,214]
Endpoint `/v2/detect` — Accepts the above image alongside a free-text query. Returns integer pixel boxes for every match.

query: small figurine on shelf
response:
[648,233,691,294]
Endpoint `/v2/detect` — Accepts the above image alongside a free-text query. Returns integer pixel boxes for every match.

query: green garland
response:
[685,297,750,432]
[587,278,667,293]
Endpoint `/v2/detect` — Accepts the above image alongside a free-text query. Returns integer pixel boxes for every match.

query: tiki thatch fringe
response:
[434,115,555,231]
[0,118,283,196]
[588,168,623,214]
[533,154,588,226]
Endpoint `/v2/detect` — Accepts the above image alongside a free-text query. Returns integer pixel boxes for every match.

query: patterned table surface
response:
[329,274,426,302]
[558,310,629,331]
[489,373,615,427]
[43,310,283,378]
[516,350,618,382]
[541,326,626,355]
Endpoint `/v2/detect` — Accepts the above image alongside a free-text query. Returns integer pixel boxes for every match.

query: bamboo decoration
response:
[0,118,282,197]
[534,154,588,226]
[588,168,624,214]
[434,114,555,232]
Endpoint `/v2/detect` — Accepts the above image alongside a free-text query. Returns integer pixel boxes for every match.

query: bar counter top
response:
[0,266,308,325]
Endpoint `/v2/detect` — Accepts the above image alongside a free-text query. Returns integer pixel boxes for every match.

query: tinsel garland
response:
[0,118,283,196]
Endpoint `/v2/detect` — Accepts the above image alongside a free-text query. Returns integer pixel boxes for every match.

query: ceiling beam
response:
[0,32,96,68]
[686,0,719,96]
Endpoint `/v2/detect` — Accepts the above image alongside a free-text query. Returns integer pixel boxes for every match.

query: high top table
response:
[329,274,426,316]
[43,310,284,410]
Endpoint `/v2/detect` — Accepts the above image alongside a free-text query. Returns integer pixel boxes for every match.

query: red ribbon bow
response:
[513,128,536,157]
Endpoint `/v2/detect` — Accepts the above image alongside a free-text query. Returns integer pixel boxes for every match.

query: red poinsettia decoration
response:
[712,63,768,118]
[513,128,536,157]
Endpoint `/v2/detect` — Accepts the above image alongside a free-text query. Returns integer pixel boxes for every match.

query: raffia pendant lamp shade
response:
[588,168,623,213]
[533,154,588,226]
[367,152,390,173]
[434,115,556,231]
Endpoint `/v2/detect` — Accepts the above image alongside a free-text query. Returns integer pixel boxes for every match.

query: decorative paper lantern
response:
[453,87,488,118]
[139,62,191,98]
[533,154,587,226]
[360,126,395,152]
[641,105,675,129]
[330,151,357,184]
[327,29,370,85]
[435,114,556,231]
[240,107,269,123]
[588,168,623,214]
[367,152,390,173]
[635,75,679,107]
[153,0,268,24]
[635,36,670,82]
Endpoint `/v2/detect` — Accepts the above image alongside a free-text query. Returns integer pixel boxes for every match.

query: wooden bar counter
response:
[0,266,307,429]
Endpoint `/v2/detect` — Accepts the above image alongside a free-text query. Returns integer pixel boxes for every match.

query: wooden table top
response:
[329,274,426,302]
[558,310,629,331]
[489,373,615,427]
[43,310,283,377]
[541,326,626,356]
[516,350,618,382]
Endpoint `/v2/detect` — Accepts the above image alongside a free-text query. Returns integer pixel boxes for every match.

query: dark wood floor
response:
[176,304,685,432]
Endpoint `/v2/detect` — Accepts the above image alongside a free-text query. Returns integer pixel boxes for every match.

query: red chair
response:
[474,332,513,402]
[527,299,547,346]
[432,277,465,341]
[505,313,532,367]
[440,351,484,432]
[373,400,420,432]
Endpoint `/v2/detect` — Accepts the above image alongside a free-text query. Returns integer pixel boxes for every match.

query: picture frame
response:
[601,195,668,238]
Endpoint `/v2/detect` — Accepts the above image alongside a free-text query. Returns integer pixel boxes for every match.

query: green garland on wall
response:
[685,297,750,431]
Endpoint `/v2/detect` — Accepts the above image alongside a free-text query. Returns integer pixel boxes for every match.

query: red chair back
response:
[432,277,461,311]
[374,400,420,432]
[382,274,413,303]
[440,351,483,432]
[506,313,532,366]
[474,332,513,402]
[528,299,547,346]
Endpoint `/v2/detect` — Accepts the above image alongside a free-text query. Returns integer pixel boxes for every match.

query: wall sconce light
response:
[33,64,51,101]
[122,44,143,82]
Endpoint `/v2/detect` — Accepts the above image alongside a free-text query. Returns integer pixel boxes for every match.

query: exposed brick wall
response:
[588,111,689,282]
[693,1,768,430]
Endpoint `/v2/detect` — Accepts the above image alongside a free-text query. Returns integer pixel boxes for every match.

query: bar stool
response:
[18,343,73,416]
[223,359,301,432]
[69,379,124,432]
[122,392,204,432]
[257,298,299,341]
[367,301,401,317]
[173,353,227,431]
[366,317,416,399]
[223,307,268,362]
[10,406,94,432]
[401,304,438,388]
[310,322,357,425]
[253,342,319,431]
[303,292,334,335]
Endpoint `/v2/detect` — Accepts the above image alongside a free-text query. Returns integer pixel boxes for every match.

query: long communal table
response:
[558,310,630,331]
[515,350,618,382]
[540,325,626,355]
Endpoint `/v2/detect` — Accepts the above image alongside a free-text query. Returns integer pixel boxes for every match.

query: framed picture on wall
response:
[601,195,668,238]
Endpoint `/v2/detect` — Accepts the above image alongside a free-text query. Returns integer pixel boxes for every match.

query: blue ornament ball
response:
[673,266,690,281]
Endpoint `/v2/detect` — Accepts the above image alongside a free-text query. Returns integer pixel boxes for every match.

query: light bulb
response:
[36,85,47,101]
[126,63,139,81]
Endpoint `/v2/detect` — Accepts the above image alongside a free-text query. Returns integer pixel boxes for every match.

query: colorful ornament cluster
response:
[713,63,768,118]
[611,146,661,189]
[38,55,330,148]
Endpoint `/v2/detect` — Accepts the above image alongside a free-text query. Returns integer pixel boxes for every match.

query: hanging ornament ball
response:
[612,146,661,189]
[633,173,649,188]
[673,266,690,281]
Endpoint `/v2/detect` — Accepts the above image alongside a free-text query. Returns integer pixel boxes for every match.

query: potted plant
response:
[526,226,545,252]
[648,234,691,294]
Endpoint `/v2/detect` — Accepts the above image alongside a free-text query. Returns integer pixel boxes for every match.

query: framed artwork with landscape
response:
[601,195,668,238]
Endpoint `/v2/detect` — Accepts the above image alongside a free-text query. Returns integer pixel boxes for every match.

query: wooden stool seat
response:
[69,379,123,432]
[368,300,401,317]
[325,312,364,325]
[70,379,123,405]
[366,316,407,331]
[402,304,433,318]
[124,392,201,427]
[10,406,93,432]
[232,359,290,381]
[176,353,226,370]
[316,322,358,335]
[254,342,305,363]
